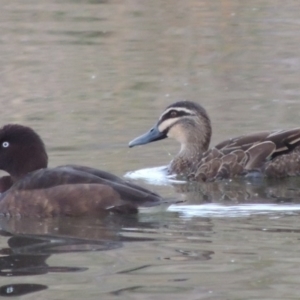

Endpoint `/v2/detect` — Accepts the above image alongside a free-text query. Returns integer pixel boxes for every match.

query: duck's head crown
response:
[158,100,210,126]
[0,124,48,180]
[163,100,209,117]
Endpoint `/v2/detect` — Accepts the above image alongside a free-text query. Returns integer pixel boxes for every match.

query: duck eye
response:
[170,111,177,118]
[2,141,9,148]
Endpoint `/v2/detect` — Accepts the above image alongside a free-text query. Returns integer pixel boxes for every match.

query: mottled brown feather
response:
[244,142,275,170]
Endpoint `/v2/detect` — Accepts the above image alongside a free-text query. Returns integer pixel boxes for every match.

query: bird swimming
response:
[129,100,300,181]
[0,124,162,217]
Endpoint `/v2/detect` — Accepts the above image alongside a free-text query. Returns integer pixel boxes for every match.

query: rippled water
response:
[1,0,300,299]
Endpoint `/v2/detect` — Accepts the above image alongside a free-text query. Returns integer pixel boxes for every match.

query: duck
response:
[0,124,163,217]
[129,100,300,181]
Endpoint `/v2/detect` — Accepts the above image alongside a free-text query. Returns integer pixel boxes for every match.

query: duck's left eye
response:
[2,141,9,148]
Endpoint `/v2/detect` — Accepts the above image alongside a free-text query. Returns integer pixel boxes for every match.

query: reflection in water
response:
[0,245,86,276]
[0,215,165,241]
[0,213,213,297]
[110,285,191,297]
[174,177,300,204]
[0,215,158,296]
[0,284,47,297]
[169,177,300,217]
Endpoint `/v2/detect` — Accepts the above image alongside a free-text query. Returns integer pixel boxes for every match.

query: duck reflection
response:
[0,284,47,297]
[172,176,300,204]
[0,215,156,296]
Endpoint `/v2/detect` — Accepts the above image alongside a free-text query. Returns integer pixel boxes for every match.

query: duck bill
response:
[129,126,167,148]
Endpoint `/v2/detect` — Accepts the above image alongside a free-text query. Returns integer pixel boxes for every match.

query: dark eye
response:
[2,141,9,148]
[170,111,177,118]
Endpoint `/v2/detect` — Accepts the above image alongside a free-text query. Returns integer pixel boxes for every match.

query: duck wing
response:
[61,165,160,197]
[10,166,162,206]
[194,128,300,180]
[215,128,300,157]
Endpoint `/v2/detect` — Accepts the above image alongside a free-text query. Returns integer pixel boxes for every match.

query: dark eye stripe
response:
[161,110,194,122]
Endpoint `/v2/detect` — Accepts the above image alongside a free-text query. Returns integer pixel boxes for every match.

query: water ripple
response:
[167,203,300,218]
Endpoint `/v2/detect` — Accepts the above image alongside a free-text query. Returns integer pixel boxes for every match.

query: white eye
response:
[2,141,9,148]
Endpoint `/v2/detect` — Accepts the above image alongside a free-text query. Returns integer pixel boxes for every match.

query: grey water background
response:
[1,1,300,299]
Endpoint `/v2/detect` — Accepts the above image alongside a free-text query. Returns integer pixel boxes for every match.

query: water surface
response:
[1,0,300,299]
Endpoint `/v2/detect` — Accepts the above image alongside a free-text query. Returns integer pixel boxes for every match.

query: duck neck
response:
[9,151,48,184]
[169,142,208,176]
[167,115,212,176]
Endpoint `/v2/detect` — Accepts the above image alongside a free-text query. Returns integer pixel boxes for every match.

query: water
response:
[1,0,300,299]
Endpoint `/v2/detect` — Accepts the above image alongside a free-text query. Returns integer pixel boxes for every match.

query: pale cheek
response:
[158,118,179,132]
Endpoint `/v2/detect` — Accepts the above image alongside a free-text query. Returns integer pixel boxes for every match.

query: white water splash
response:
[124,166,185,186]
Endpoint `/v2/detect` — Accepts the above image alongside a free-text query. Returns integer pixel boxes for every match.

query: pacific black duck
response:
[129,100,300,181]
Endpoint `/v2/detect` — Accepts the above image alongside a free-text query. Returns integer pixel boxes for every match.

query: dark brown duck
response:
[0,124,162,217]
[129,100,300,181]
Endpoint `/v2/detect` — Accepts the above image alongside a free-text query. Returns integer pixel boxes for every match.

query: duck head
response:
[0,124,48,181]
[129,100,212,154]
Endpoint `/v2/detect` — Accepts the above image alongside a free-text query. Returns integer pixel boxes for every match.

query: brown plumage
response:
[0,124,163,217]
[129,100,300,181]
